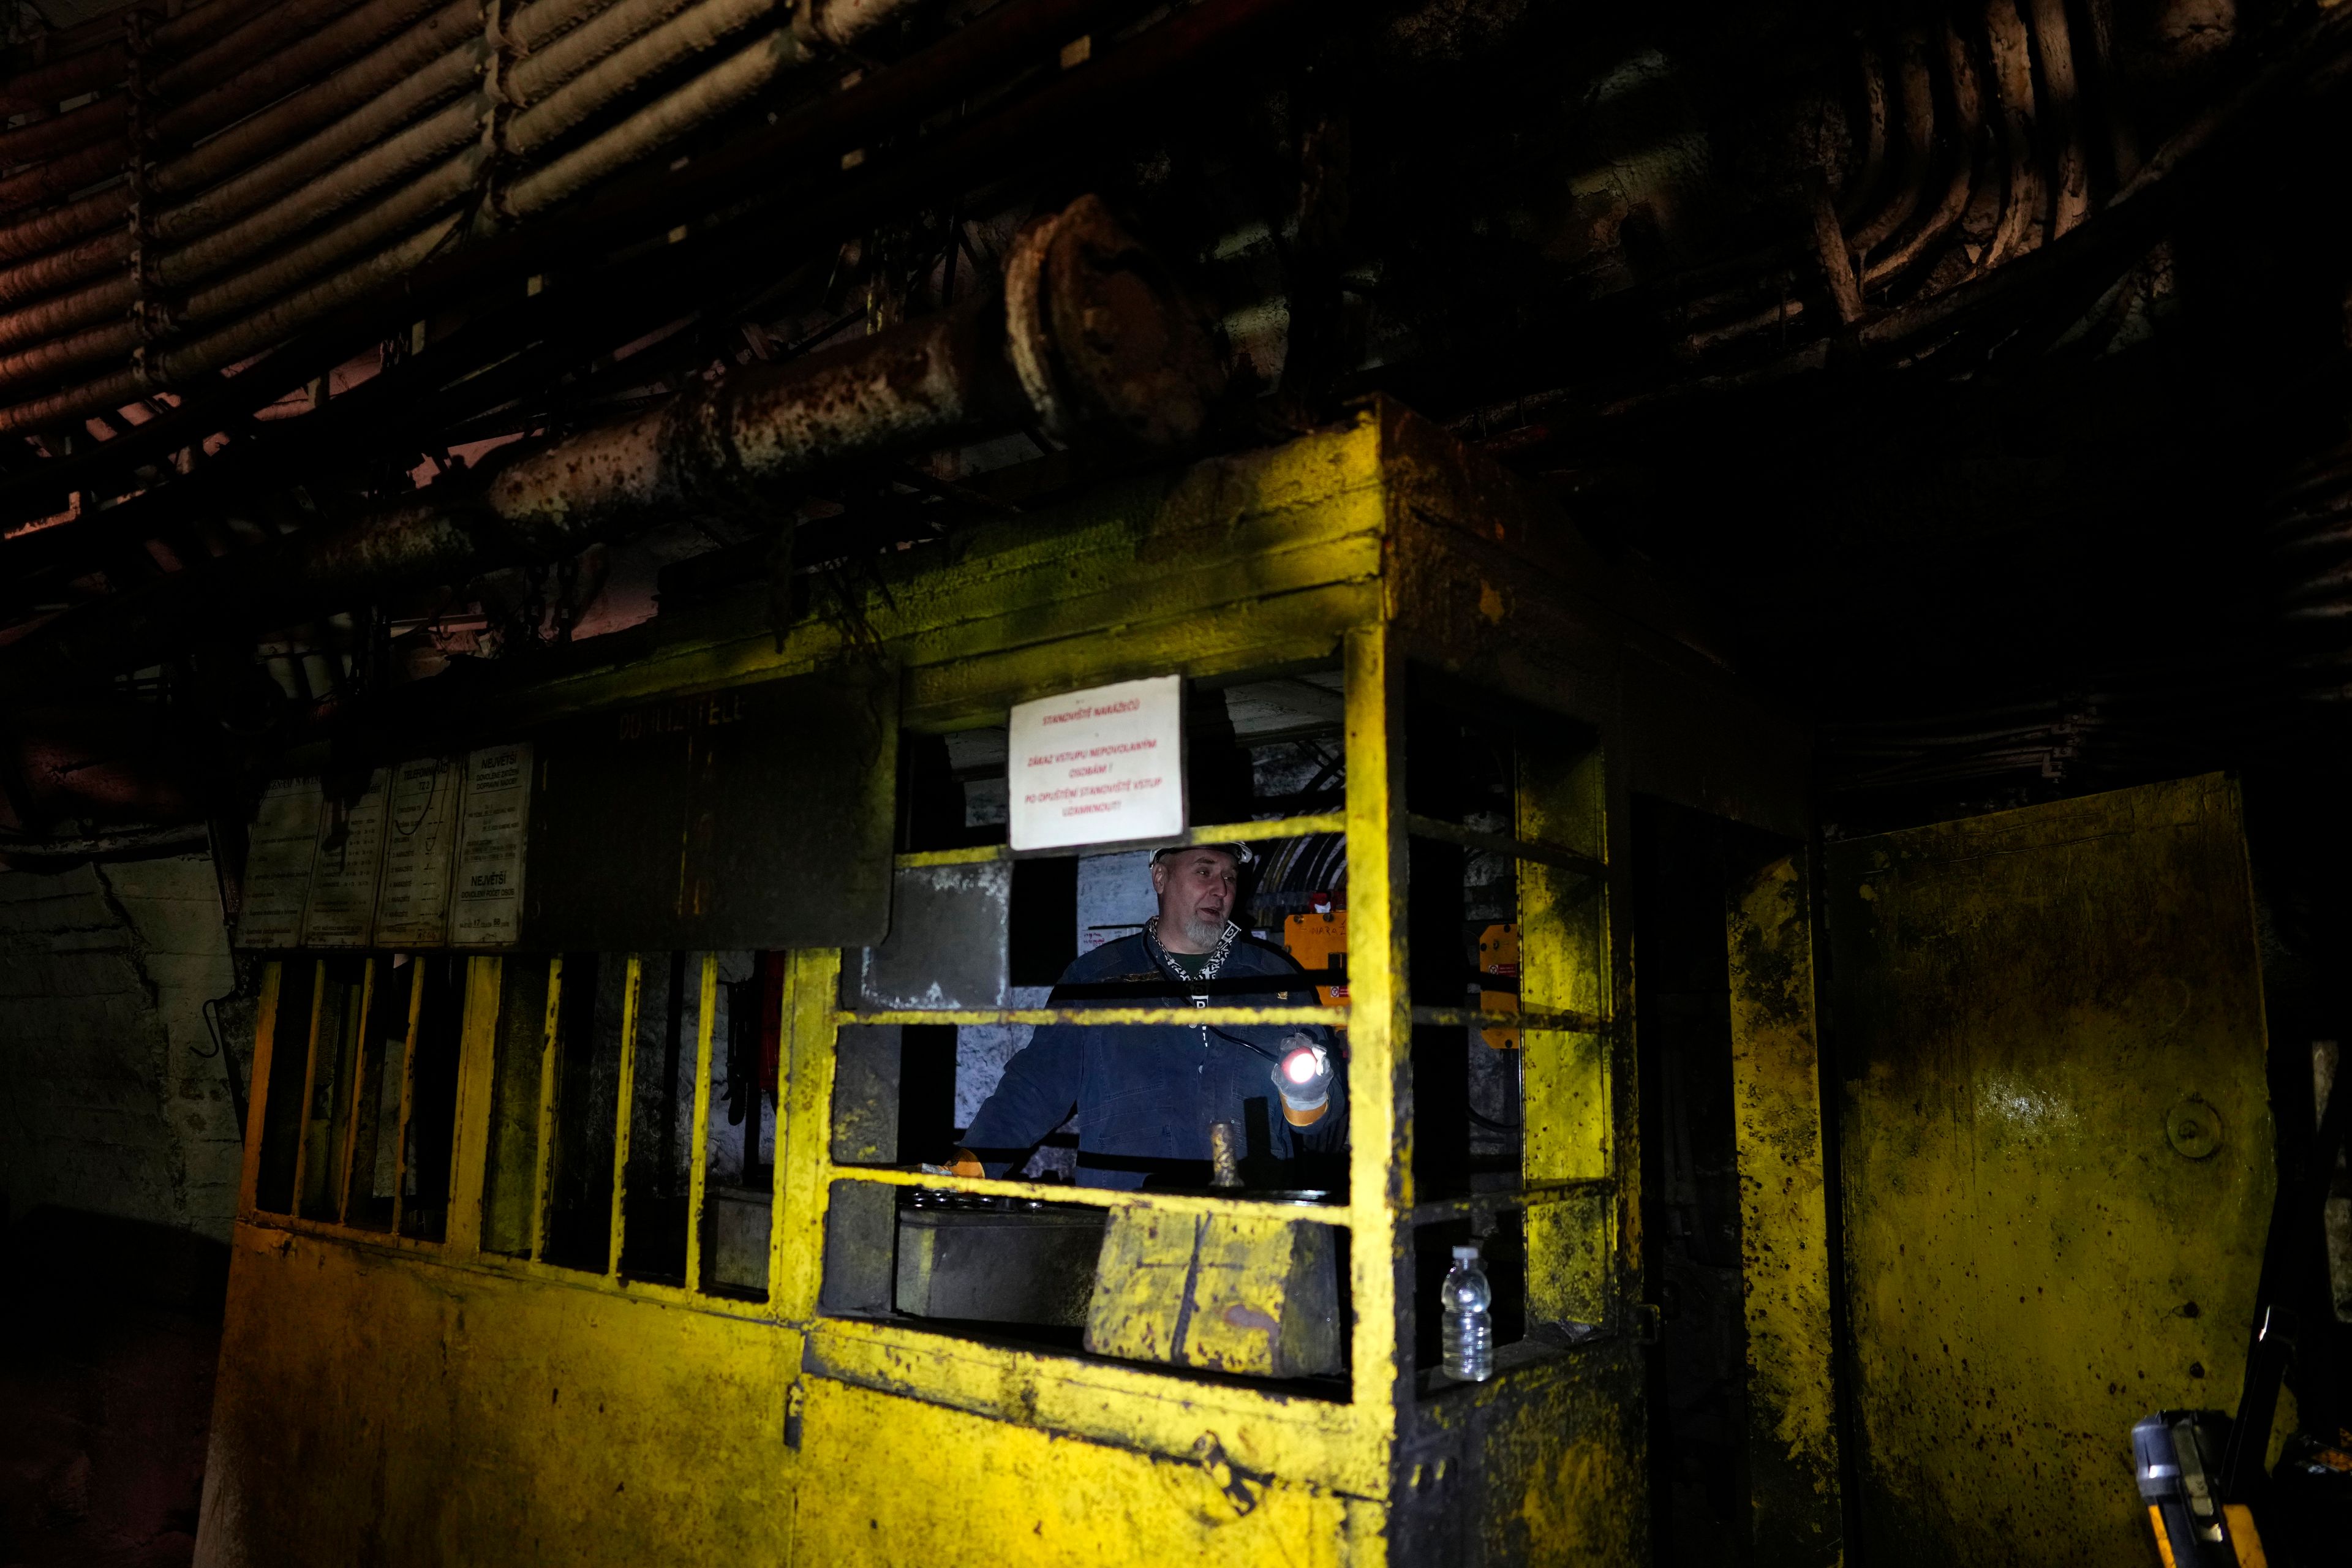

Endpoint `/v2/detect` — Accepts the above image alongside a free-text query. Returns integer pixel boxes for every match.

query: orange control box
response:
[1479,922,1520,1049]
[1283,904,1349,1006]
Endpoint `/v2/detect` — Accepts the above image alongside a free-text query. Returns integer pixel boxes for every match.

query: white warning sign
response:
[1007,675,1185,851]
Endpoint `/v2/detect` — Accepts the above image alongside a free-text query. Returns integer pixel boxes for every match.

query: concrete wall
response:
[0,852,245,1241]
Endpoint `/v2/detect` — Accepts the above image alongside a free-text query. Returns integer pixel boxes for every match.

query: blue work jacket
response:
[961,930,1347,1190]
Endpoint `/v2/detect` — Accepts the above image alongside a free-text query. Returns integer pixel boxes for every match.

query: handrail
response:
[892,812,1346,869]
[1403,813,1605,878]
[1406,1177,1614,1228]
[837,1005,1346,1028]
[823,1163,1349,1224]
[1410,1005,1604,1033]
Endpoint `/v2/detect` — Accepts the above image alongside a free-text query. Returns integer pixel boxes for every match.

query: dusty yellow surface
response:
[197,404,1822,1568]
[1725,852,1843,1566]
[1826,775,2282,1568]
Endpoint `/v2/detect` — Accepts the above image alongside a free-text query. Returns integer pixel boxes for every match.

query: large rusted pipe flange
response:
[1004,195,1226,449]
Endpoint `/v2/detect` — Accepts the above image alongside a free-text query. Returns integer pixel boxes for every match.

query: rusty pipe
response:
[2026,0,2089,236]
[505,0,704,108]
[0,273,134,355]
[0,211,466,424]
[0,699,214,837]
[1808,183,1864,325]
[176,157,481,328]
[159,214,470,385]
[148,0,286,59]
[1866,18,1986,288]
[0,93,125,171]
[504,0,792,157]
[1,167,478,391]
[0,188,129,266]
[0,138,127,216]
[484,195,1221,530]
[150,0,453,145]
[0,316,137,390]
[148,0,485,205]
[1845,28,1937,263]
[0,0,472,318]
[2078,0,2141,184]
[1981,0,2043,270]
[0,0,918,397]
[0,824,213,866]
[0,197,1223,699]
[502,26,809,217]
[151,58,486,258]
[0,233,129,312]
[511,0,621,54]
[148,0,377,105]
[0,41,127,118]
[2,194,466,429]
[0,0,1232,455]
[1839,42,1890,221]
[489,295,1027,537]
[155,96,490,290]
[0,0,274,110]
[0,369,141,437]
[5,0,880,295]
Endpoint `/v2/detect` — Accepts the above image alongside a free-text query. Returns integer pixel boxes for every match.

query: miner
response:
[951,843,1344,1189]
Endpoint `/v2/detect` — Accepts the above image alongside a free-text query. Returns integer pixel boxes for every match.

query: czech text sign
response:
[300,769,390,949]
[374,756,462,948]
[1008,675,1185,851]
[236,777,323,949]
[451,744,530,947]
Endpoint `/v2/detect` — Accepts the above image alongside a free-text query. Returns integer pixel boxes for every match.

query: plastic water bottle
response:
[1441,1244,1494,1381]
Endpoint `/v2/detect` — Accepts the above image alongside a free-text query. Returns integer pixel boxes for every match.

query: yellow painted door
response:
[1822,774,2276,1567]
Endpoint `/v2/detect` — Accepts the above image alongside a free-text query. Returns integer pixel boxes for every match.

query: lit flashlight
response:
[1272,1038,1329,1113]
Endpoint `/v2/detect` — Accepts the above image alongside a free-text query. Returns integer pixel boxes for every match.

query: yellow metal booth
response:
[196,398,1831,1566]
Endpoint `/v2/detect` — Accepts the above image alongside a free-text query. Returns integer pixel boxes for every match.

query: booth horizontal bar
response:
[1409,1005,1605,1033]
[836,1005,1349,1027]
[1406,1177,1615,1228]
[894,812,1347,869]
[1403,813,1605,879]
[823,1164,1352,1224]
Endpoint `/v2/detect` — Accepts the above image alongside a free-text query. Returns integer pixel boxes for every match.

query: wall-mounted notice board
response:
[232,747,532,951]
[522,663,898,952]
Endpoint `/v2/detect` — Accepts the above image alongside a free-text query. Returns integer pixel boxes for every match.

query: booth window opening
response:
[1400,672,1616,1386]
[855,668,1352,1183]
[251,949,783,1303]
[812,669,1355,1390]
[511,949,777,1300]
[252,952,465,1242]
[834,815,1352,1193]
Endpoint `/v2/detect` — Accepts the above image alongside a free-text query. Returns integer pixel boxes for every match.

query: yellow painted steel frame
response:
[1726,853,1844,1564]
[1825,775,2282,1568]
[197,399,1809,1568]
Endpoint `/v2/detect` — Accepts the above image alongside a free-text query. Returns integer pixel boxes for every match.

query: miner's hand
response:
[1271,1035,1333,1126]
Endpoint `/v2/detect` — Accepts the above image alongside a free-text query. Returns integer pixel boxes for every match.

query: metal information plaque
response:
[1006,674,1185,851]
[524,664,898,952]
[300,769,391,949]
[450,744,531,948]
[373,756,462,948]
[235,777,323,949]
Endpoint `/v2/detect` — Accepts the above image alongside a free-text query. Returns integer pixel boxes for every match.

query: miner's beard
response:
[1172,908,1227,952]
